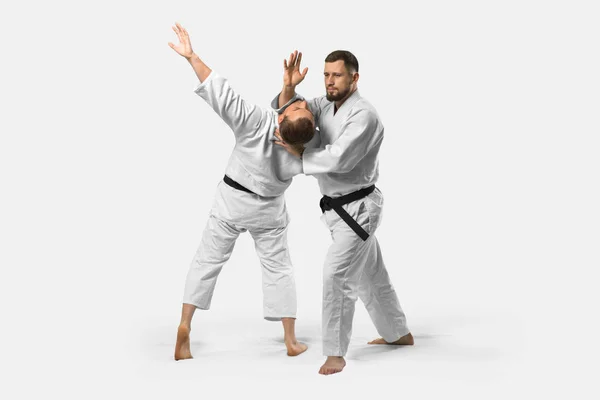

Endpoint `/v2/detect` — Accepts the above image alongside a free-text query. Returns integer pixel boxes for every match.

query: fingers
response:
[172,25,183,44]
[182,25,190,43]
[274,130,289,148]
[274,140,291,150]
[287,50,302,68]
[301,67,308,77]
[284,50,306,73]
[172,25,180,39]
[173,22,191,46]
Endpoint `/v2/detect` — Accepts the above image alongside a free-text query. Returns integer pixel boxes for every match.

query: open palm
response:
[168,22,193,59]
[283,50,308,87]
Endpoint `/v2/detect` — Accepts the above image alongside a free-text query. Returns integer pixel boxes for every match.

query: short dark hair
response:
[279,116,314,145]
[325,50,359,73]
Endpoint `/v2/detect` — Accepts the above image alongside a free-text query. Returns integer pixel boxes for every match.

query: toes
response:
[319,366,341,375]
[319,366,332,375]
[369,338,387,344]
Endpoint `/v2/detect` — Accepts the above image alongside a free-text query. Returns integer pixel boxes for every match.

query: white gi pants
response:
[321,188,409,356]
[182,182,297,321]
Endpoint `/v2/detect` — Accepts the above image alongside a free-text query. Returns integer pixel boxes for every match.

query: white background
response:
[1,0,599,398]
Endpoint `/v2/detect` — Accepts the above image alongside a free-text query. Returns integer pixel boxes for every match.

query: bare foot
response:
[174,325,193,360]
[368,332,414,345]
[286,340,308,356]
[319,356,346,375]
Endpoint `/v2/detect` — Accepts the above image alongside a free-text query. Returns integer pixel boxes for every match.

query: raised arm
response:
[168,22,211,83]
[169,23,265,139]
[278,50,308,108]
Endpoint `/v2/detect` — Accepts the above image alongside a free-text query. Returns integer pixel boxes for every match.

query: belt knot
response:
[319,196,334,212]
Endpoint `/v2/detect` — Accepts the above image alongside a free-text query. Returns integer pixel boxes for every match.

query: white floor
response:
[2,1,599,398]
[126,307,539,399]
[4,191,596,399]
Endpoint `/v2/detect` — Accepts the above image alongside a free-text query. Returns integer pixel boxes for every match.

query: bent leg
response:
[358,237,412,345]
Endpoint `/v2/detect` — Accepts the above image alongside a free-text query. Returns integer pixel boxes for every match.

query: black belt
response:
[223,175,256,195]
[319,185,376,241]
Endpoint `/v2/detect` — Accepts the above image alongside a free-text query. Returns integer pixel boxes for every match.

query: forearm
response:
[187,53,212,83]
[303,114,380,175]
[278,86,296,108]
[302,146,349,174]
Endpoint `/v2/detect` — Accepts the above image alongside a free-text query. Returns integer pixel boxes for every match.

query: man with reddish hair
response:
[168,24,315,360]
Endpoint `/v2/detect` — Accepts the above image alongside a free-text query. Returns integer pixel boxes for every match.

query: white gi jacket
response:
[271,91,383,197]
[195,72,303,228]
[272,90,409,355]
[183,72,306,318]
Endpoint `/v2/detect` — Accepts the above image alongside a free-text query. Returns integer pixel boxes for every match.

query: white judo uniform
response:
[273,91,410,355]
[183,71,303,321]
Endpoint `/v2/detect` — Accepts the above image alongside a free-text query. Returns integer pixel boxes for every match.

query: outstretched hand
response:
[168,22,193,59]
[283,50,308,88]
[274,129,304,159]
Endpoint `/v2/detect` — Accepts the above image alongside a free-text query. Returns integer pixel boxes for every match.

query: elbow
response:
[328,155,355,174]
[336,162,356,174]
[319,147,355,173]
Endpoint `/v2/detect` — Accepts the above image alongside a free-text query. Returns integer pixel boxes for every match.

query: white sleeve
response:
[302,108,382,175]
[271,93,327,123]
[270,93,304,113]
[306,96,327,123]
[194,72,266,140]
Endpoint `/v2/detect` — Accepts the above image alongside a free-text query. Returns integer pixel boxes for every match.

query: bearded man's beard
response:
[326,86,350,102]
